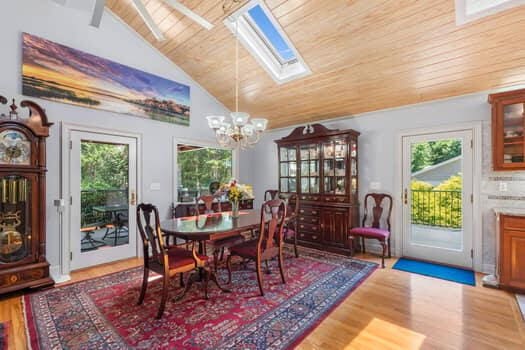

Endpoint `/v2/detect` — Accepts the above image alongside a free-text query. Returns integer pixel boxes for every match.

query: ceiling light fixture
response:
[206,18,268,149]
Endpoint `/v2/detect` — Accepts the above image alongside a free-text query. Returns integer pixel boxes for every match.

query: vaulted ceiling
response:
[106,0,525,129]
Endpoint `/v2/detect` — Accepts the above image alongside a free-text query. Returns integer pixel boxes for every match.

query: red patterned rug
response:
[23,247,376,349]
[0,321,9,350]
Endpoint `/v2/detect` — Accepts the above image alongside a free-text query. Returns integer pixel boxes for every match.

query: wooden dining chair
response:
[348,193,393,268]
[264,189,280,201]
[195,195,244,272]
[136,203,209,319]
[281,193,300,258]
[226,199,287,296]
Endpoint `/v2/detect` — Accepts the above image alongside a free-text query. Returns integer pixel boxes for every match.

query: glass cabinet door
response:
[502,102,525,164]
[323,140,347,195]
[300,144,319,193]
[350,139,358,200]
[279,146,297,193]
[0,175,31,264]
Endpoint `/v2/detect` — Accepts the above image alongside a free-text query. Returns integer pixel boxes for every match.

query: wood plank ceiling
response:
[106,0,525,129]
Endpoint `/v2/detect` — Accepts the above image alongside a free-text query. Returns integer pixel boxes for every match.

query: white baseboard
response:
[482,264,495,275]
[50,265,71,284]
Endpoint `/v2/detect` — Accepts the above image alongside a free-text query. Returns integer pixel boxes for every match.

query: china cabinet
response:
[488,88,525,170]
[275,124,359,254]
[0,96,54,295]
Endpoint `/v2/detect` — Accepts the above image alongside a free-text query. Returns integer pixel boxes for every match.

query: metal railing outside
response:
[411,190,462,229]
[81,189,128,227]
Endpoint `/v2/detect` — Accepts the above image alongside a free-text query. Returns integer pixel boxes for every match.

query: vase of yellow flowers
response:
[220,179,252,218]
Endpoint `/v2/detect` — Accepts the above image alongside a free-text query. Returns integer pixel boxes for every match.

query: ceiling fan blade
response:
[51,0,67,5]
[90,0,106,28]
[131,0,166,41]
[161,0,214,30]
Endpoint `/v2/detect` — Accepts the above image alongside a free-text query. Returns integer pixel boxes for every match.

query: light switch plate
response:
[150,183,161,191]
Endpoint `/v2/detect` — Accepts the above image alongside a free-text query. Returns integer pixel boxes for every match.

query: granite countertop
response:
[493,207,525,216]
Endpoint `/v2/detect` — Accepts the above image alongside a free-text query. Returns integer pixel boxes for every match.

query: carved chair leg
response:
[387,237,392,258]
[213,249,219,272]
[362,237,366,253]
[226,255,233,284]
[137,267,149,305]
[293,231,299,258]
[219,247,225,261]
[256,257,265,296]
[265,259,271,274]
[278,249,286,284]
[203,268,210,300]
[176,270,196,301]
[179,272,185,288]
[348,236,354,257]
[156,273,169,319]
[380,241,387,268]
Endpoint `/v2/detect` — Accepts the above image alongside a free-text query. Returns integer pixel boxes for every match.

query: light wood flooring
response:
[1,254,524,350]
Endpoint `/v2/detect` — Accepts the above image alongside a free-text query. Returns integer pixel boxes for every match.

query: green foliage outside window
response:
[411,140,462,172]
[411,175,462,229]
[178,147,232,193]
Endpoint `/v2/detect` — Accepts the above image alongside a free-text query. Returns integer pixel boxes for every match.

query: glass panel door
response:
[70,131,137,270]
[323,140,346,195]
[300,144,319,194]
[0,175,32,264]
[402,130,473,268]
[279,146,297,193]
[502,102,524,164]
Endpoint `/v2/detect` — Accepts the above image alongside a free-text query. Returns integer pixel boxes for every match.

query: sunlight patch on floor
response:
[345,317,426,349]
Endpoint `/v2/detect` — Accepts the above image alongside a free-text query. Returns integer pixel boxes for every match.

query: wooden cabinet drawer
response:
[324,196,348,203]
[298,223,320,233]
[298,215,319,224]
[299,207,320,216]
[502,215,525,231]
[300,195,321,202]
[298,231,321,243]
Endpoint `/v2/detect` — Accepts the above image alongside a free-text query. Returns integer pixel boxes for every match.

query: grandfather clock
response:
[0,96,54,294]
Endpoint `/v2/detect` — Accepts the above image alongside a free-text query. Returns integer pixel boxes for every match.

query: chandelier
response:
[206,19,268,149]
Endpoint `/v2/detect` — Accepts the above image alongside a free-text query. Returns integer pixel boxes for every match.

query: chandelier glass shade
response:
[206,18,268,149]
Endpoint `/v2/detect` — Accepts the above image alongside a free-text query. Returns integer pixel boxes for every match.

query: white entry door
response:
[402,130,474,268]
[69,131,138,270]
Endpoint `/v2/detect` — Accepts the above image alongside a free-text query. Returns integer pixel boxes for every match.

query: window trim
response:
[172,137,239,205]
[455,0,525,25]
[224,0,311,85]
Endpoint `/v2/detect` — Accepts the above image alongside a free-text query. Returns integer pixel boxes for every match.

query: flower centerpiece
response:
[218,179,253,218]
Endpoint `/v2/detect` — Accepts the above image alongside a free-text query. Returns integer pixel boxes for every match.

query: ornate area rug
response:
[0,321,9,350]
[23,247,377,349]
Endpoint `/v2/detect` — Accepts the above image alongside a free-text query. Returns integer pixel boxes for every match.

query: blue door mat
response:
[392,258,475,286]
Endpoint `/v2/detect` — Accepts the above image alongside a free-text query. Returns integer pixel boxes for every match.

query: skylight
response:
[225,0,310,84]
[455,0,525,24]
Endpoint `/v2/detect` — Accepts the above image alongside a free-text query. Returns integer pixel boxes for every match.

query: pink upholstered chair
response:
[348,193,393,268]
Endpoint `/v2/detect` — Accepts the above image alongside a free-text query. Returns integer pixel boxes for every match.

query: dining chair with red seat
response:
[226,199,287,296]
[348,193,393,268]
[195,195,245,272]
[136,203,210,319]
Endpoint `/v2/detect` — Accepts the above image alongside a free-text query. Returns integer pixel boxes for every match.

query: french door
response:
[69,131,138,270]
[402,130,473,268]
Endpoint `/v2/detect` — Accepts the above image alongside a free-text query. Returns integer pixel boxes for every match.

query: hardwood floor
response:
[1,254,524,349]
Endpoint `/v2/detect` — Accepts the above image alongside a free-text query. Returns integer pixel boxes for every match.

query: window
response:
[224,0,311,84]
[176,143,233,202]
[455,0,525,24]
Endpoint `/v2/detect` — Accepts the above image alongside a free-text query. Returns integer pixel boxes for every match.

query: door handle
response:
[130,191,136,206]
[403,188,408,205]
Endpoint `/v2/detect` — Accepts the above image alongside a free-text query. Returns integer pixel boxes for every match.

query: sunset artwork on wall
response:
[21,33,190,126]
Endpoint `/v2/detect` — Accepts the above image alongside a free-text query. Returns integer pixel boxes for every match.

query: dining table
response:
[160,210,265,298]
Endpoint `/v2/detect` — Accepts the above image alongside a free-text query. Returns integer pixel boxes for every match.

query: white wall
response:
[0,0,230,275]
[241,92,525,271]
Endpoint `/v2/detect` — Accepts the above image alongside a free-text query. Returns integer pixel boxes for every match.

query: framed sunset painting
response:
[21,33,190,126]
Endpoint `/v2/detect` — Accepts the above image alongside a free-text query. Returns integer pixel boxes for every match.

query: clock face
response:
[0,130,31,165]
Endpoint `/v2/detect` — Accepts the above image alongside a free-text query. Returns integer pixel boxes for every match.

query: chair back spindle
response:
[362,193,393,232]
[258,199,287,252]
[264,189,280,201]
[137,203,167,266]
[195,195,221,215]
